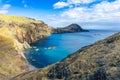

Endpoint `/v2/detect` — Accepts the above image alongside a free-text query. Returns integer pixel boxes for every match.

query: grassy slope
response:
[0,14,51,43]
[0,14,51,78]
[0,35,28,77]
[0,14,42,24]
[12,32,120,80]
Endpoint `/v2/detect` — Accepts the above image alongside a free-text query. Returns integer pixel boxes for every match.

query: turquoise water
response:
[25,30,118,68]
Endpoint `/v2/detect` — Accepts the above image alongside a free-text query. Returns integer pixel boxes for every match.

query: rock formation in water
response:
[11,32,120,80]
[0,14,51,78]
[52,23,88,34]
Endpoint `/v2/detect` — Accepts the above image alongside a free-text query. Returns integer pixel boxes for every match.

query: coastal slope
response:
[52,23,88,34]
[0,14,51,78]
[12,32,120,80]
[0,35,28,78]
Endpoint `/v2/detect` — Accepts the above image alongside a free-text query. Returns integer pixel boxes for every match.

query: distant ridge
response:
[52,23,88,34]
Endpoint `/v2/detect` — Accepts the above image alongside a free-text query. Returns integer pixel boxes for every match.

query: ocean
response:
[25,30,118,69]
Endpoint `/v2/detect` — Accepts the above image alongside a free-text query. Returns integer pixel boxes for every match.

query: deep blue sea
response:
[25,30,118,69]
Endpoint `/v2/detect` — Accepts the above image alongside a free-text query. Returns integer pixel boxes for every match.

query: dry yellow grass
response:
[0,14,51,78]
[0,14,43,24]
[0,35,28,77]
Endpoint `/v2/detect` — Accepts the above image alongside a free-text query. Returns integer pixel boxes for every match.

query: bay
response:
[25,30,118,68]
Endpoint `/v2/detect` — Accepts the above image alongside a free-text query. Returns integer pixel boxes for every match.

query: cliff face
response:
[12,32,120,80]
[0,14,51,77]
[52,24,88,34]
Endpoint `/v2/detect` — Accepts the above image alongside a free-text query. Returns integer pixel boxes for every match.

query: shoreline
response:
[23,50,37,70]
[21,41,37,70]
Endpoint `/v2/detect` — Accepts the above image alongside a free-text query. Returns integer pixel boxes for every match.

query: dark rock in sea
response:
[52,23,88,34]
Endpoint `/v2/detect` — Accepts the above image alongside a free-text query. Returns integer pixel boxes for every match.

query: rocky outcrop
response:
[0,14,51,78]
[12,32,120,80]
[52,24,88,34]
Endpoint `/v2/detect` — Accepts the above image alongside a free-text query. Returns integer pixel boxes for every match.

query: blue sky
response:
[0,0,120,29]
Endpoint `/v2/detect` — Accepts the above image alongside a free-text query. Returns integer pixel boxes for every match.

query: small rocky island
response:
[52,23,88,34]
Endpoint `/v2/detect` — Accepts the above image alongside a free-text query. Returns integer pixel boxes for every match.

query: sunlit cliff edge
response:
[0,14,51,78]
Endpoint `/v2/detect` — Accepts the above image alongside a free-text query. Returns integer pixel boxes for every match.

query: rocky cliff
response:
[52,24,88,34]
[0,14,51,78]
[11,32,120,80]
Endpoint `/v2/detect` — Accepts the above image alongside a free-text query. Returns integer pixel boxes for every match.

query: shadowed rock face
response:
[0,14,51,78]
[52,24,88,34]
[11,32,120,80]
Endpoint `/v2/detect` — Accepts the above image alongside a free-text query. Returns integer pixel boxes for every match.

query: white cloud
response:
[55,1,118,25]
[53,2,69,9]
[67,0,95,4]
[0,10,8,14]
[61,8,85,18]
[46,0,120,29]
[0,4,11,14]
[53,0,96,9]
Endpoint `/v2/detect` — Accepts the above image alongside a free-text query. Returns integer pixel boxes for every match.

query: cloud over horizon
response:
[0,0,120,29]
[54,0,96,9]
[49,0,120,29]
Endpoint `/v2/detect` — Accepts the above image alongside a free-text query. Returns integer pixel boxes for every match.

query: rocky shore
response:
[11,32,120,80]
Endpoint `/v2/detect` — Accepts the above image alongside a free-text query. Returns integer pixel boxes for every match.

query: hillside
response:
[0,35,28,78]
[0,14,51,78]
[52,23,88,34]
[11,32,120,80]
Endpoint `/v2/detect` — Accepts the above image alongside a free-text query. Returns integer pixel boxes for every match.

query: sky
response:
[0,0,120,30]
